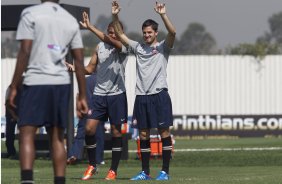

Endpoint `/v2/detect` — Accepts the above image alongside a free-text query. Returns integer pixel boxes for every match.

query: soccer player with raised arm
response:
[66,11,128,180]
[112,1,176,181]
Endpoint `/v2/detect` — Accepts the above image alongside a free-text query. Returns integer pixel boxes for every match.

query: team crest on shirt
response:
[152,47,159,55]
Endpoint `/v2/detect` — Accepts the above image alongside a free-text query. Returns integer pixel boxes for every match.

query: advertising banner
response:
[171,115,282,137]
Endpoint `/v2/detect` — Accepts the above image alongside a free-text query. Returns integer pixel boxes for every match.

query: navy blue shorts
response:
[18,84,71,129]
[87,92,128,125]
[132,89,173,129]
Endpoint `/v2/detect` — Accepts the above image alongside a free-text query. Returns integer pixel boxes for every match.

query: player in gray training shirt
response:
[66,11,128,180]
[7,1,88,184]
[112,1,176,180]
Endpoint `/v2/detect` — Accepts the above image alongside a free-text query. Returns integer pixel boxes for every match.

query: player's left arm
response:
[112,1,131,47]
[154,2,176,48]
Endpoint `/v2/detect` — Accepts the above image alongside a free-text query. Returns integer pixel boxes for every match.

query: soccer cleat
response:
[155,171,170,180]
[130,171,152,180]
[105,169,117,180]
[81,165,98,180]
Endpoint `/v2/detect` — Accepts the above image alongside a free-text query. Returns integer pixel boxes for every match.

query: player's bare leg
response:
[19,125,37,183]
[19,126,37,169]
[47,126,66,177]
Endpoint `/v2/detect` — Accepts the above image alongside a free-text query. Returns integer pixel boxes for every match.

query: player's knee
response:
[158,128,170,138]
[85,126,95,135]
[139,130,150,140]
[111,126,122,137]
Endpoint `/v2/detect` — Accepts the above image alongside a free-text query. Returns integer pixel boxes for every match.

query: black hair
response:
[108,21,124,30]
[41,0,59,2]
[142,19,158,32]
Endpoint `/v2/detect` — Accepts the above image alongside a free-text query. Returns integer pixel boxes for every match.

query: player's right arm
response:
[84,45,98,75]
[71,48,88,118]
[65,45,98,75]
[8,40,32,110]
[80,11,123,50]
[111,1,131,47]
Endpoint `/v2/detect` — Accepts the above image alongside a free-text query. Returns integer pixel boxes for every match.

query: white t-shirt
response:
[16,2,83,85]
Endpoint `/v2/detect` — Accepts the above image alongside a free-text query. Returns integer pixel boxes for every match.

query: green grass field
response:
[2,137,282,184]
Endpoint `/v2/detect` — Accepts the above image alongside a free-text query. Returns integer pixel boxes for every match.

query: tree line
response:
[2,11,282,58]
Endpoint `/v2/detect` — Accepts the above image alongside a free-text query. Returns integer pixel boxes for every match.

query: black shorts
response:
[18,84,71,129]
[87,92,128,125]
[132,89,173,129]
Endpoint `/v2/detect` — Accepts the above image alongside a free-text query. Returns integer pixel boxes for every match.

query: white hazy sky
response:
[2,0,282,49]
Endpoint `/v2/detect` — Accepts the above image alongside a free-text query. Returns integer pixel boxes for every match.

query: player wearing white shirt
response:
[112,1,176,180]
[7,1,88,183]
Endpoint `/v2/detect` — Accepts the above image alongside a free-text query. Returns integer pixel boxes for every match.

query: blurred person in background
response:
[67,73,105,165]
[4,85,22,159]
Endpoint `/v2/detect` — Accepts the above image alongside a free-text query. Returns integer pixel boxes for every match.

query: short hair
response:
[108,21,124,30]
[142,19,158,32]
[41,0,59,3]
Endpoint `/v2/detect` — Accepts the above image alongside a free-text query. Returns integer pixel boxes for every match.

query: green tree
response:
[176,23,217,55]
[268,11,282,44]
[226,43,279,59]
[227,11,282,58]
[257,11,282,46]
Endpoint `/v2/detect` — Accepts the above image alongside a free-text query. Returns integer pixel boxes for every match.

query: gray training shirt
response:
[16,2,83,85]
[127,39,171,95]
[94,42,128,96]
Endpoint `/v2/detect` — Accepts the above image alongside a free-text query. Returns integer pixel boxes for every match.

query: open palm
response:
[79,11,90,28]
[112,1,121,15]
[154,2,166,15]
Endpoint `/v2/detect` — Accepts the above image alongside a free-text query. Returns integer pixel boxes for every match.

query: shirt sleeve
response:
[126,39,140,54]
[16,10,35,40]
[162,40,172,54]
[70,25,83,49]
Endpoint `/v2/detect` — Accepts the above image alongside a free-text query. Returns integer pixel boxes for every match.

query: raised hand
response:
[154,2,166,15]
[112,0,121,15]
[79,11,91,29]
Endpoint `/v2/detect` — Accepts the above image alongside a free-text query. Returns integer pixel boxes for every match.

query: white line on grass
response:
[171,147,282,152]
[104,147,282,153]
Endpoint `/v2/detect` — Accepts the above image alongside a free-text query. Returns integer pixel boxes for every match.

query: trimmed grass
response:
[1,137,282,183]
[2,162,282,184]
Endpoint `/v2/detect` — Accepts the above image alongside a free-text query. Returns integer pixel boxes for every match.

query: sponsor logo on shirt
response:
[152,47,159,55]
[47,44,62,51]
